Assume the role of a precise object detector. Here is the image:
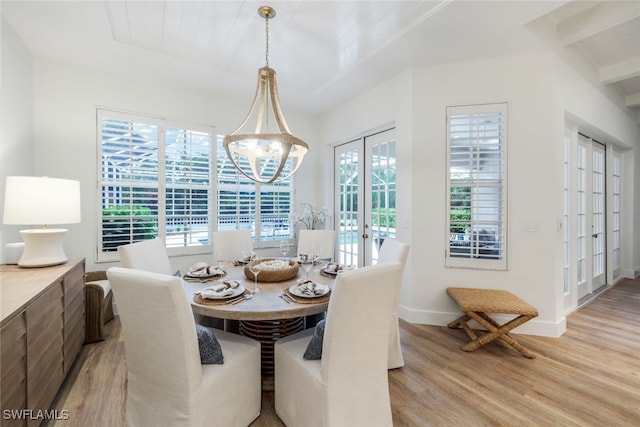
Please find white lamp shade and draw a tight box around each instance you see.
[3,176,81,225]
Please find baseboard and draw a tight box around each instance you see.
[622,268,639,279]
[399,305,566,338]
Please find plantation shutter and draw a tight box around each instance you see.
[99,111,161,254]
[446,103,508,270]
[216,137,294,245]
[98,109,214,261]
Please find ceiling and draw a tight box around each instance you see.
[2,1,638,115]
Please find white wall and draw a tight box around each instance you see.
[322,53,605,337]
[31,57,319,274]
[0,18,34,263]
[557,59,640,278]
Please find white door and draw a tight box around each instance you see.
[591,142,606,291]
[576,135,607,300]
[334,128,397,267]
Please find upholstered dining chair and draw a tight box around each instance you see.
[117,238,173,275]
[377,238,411,369]
[274,262,403,427]
[297,229,336,260]
[107,267,261,427]
[212,230,253,261]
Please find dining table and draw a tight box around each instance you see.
[181,259,339,389]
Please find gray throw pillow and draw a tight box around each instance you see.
[196,324,224,364]
[303,319,326,360]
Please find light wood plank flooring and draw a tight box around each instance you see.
[46,277,640,426]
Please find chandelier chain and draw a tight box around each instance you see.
[265,14,270,68]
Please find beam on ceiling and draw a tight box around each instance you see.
[625,92,640,108]
[600,56,640,84]
[557,1,640,46]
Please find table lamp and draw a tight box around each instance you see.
[3,176,81,267]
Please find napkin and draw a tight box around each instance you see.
[199,280,240,299]
[188,263,223,277]
[325,263,354,274]
[296,280,329,296]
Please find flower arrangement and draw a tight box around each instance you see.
[291,202,329,230]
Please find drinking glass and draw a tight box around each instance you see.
[215,252,225,272]
[280,240,290,258]
[248,257,262,293]
[300,253,313,281]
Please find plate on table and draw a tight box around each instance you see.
[185,269,224,279]
[289,283,331,298]
[198,285,245,300]
[322,264,353,276]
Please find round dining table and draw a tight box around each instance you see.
[183,261,335,320]
[182,260,336,388]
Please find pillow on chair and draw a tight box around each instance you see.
[196,324,224,364]
[303,319,326,360]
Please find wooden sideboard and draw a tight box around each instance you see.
[0,259,85,427]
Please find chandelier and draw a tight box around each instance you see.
[223,6,309,184]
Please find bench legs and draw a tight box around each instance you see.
[448,311,536,358]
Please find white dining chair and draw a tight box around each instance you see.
[377,238,410,369]
[107,267,261,427]
[274,262,403,427]
[297,229,336,260]
[212,230,253,261]
[117,238,173,275]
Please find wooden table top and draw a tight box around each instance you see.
[183,262,336,321]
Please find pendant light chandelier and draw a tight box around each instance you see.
[223,6,308,184]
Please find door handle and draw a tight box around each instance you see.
[362,233,369,239]
[592,233,598,238]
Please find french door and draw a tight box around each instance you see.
[334,128,397,267]
[576,135,607,300]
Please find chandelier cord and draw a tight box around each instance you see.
[265,13,270,68]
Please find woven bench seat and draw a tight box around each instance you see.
[446,287,538,358]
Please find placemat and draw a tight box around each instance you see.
[194,289,249,306]
[284,289,331,304]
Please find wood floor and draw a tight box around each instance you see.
[46,277,640,426]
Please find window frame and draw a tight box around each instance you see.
[445,103,508,270]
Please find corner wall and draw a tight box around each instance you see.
[0,18,34,263]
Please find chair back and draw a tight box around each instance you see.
[320,262,402,425]
[377,237,410,267]
[118,239,172,275]
[297,229,336,260]
[106,267,202,420]
[213,230,253,261]
[376,237,410,369]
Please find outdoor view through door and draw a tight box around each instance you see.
[335,128,396,267]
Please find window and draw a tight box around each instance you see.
[612,151,621,277]
[446,103,508,270]
[216,136,294,245]
[98,109,213,261]
[98,110,295,262]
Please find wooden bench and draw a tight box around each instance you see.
[446,287,538,358]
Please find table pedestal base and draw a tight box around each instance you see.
[240,318,305,389]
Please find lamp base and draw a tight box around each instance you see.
[18,229,69,267]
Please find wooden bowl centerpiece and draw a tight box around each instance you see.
[244,258,299,282]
